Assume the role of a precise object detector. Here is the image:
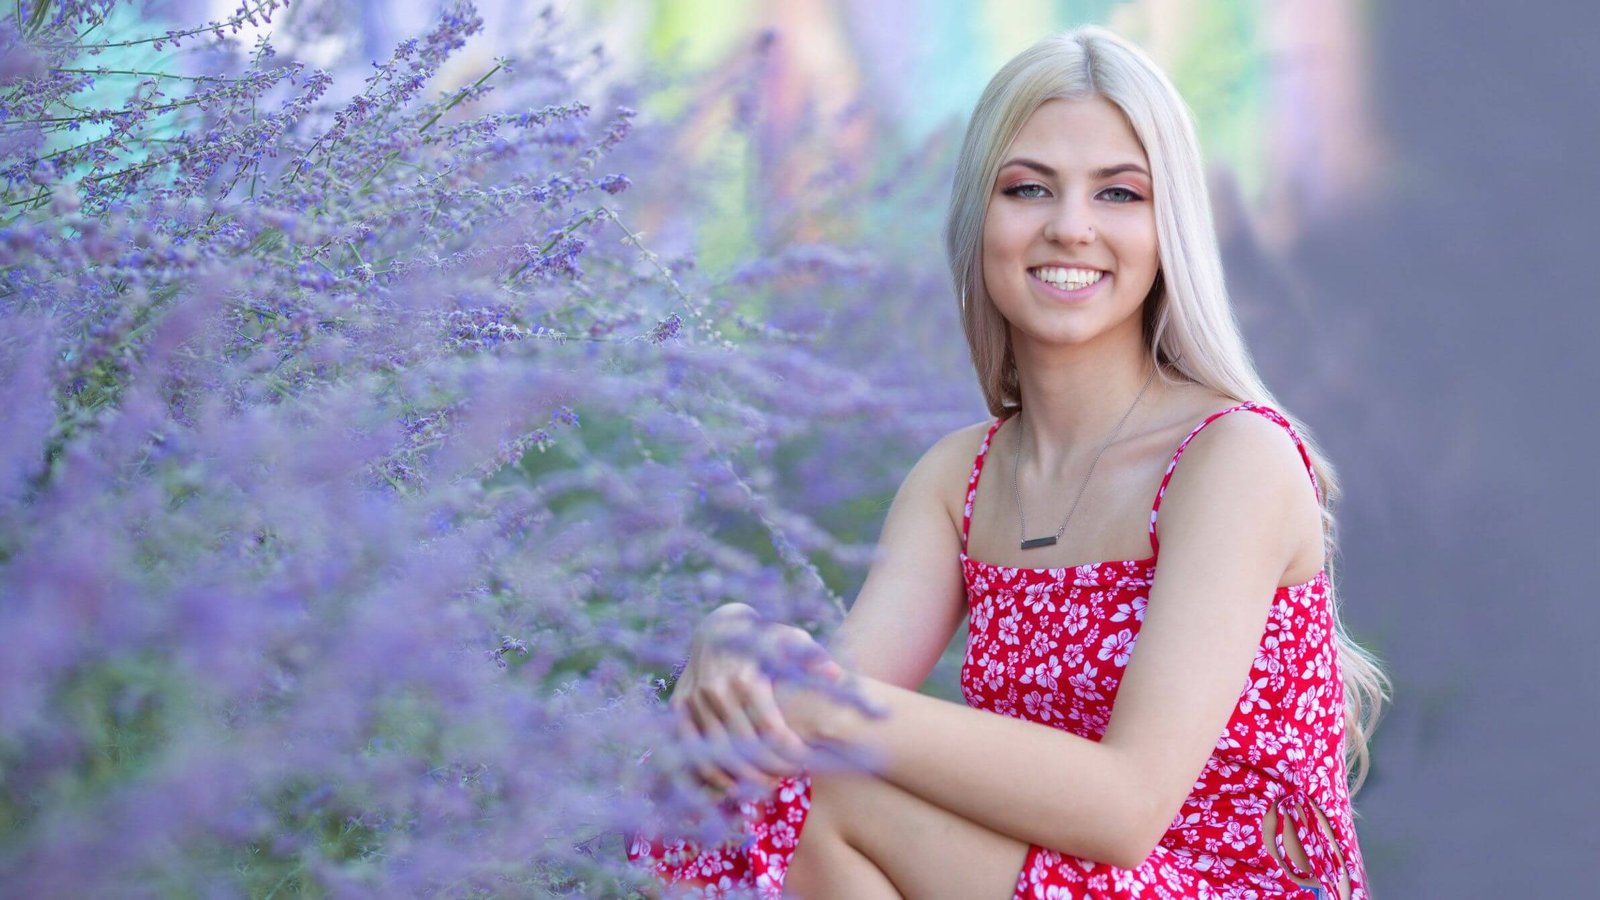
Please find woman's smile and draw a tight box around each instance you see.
[1028,265,1108,301]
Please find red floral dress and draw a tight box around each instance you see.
[630,403,1368,899]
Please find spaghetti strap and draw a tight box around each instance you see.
[961,417,1008,554]
[1147,402,1322,557]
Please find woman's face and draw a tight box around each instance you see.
[980,96,1159,357]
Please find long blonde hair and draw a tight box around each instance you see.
[943,26,1389,790]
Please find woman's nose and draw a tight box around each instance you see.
[1044,200,1096,245]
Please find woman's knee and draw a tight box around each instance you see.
[786,794,898,898]
[804,768,879,847]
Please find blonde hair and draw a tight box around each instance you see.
[943,26,1389,790]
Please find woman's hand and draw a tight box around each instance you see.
[671,604,826,796]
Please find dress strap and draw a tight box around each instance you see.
[961,417,1008,554]
[1147,402,1321,557]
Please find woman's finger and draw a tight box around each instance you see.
[737,676,811,764]
[676,707,737,794]
[702,676,802,778]
[687,690,780,789]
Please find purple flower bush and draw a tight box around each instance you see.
[0,2,975,894]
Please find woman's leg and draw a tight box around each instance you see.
[782,790,901,900]
[785,767,1032,899]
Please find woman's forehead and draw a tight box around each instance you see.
[1002,97,1149,171]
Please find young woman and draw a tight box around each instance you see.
[632,26,1385,900]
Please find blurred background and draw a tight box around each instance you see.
[239,0,1600,894]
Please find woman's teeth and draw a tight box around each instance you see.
[1032,266,1104,291]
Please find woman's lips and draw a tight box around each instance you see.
[1028,267,1107,300]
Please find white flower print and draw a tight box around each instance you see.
[1023,580,1056,614]
[970,569,991,595]
[755,861,785,895]
[1301,651,1331,682]
[1305,619,1327,647]
[1290,581,1317,607]
[1063,601,1089,635]
[998,610,1022,645]
[1029,849,1061,879]
[983,656,1006,691]
[970,600,992,634]
[1294,687,1320,723]
[1026,628,1058,658]
[1222,820,1257,851]
[1256,727,1285,755]
[1110,866,1145,894]
[1023,690,1059,722]
[1061,643,1085,669]
[1075,706,1109,734]
[1021,655,1063,692]
[1238,676,1271,714]
[1070,663,1103,701]
[1252,643,1274,672]
[1112,594,1147,623]
[1098,627,1137,666]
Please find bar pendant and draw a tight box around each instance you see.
[1019,535,1058,550]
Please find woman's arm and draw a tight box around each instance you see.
[671,424,982,789]
[823,425,978,687]
[780,412,1321,868]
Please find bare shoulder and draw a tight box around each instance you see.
[1177,405,1311,483]
[1161,405,1314,504]
[921,419,997,474]
[897,418,998,519]
[915,418,996,481]
[1156,403,1324,577]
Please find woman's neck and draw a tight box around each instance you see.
[1011,335,1164,472]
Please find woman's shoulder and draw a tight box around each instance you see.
[1150,394,1325,573]
[1162,390,1307,466]
[923,417,1003,477]
[1137,387,1318,517]
[1139,384,1296,456]
[895,418,1002,510]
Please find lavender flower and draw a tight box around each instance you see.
[0,3,974,895]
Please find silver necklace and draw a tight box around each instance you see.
[1012,367,1157,550]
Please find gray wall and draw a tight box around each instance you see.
[1239,2,1600,893]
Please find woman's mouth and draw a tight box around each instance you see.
[1029,265,1106,298]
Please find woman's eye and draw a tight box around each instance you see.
[1003,183,1049,199]
[1098,186,1143,203]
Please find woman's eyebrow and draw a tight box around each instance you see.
[998,158,1150,180]
[1094,162,1151,179]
